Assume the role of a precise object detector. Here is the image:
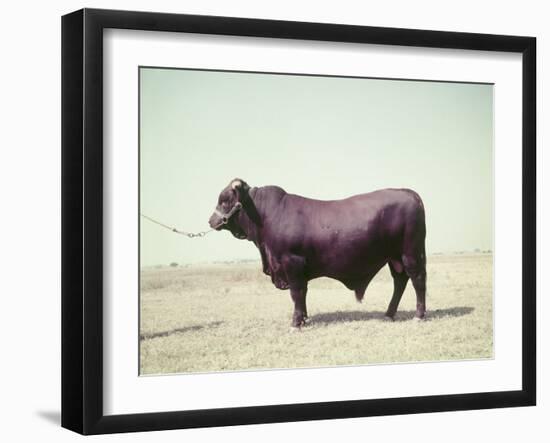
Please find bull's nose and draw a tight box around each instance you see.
[209,214,221,229]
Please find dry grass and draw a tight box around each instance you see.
[140,254,493,375]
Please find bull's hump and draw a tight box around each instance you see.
[259,185,286,195]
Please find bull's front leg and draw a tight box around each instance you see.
[290,285,308,329]
[282,254,308,330]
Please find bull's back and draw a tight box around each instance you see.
[276,189,425,273]
[290,188,423,238]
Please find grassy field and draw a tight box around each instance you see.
[140,254,493,375]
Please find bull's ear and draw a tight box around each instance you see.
[230,178,250,200]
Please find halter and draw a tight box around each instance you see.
[212,202,243,228]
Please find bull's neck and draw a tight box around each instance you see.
[237,187,263,244]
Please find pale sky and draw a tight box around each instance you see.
[140,67,493,267]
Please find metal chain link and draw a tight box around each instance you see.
[140,213,215,238]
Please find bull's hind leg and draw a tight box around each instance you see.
[402,254,427,320]
[385,260,409,320]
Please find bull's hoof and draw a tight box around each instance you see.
[413,315,426,322]
[383,315,394,322]
[289,326,302,333]
[302,317,311,325]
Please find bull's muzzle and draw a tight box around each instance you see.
[208,213,224,230]
[209,202,242,230]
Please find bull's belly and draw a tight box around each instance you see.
[263,233,397,289]
[311,234,387,266]
[306,252,388,287]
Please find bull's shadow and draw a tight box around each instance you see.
[140,321,223,340]
[310,306,474,325]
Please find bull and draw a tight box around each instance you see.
[209,178,427,329]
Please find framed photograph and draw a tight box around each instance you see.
[61,8,536,435]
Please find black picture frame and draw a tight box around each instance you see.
[61,8,536,435]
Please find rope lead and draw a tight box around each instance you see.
[140,213,214,238]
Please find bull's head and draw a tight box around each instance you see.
[209,178,251,239]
